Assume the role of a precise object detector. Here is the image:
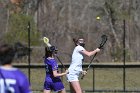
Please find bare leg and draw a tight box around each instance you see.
[70,81,82,93]
[58,88,66,93]
[69,83,76,93]
[44,89,51,93]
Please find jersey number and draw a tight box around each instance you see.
[0,79,16,93]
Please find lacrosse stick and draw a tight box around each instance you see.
[81,35,108,79]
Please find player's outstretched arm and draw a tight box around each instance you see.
[53,70,68,77]
[80,48,100,57]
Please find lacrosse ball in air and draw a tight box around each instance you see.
[96,16,100,20]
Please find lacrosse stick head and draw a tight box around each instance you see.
[43,37,51,47]
[98,35,107,49]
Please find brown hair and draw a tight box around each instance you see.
[0,44,15,65]
[44,47,53,58]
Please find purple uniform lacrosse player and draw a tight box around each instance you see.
[0,67,31,93]
[43,47,68,93]
[0,43,31,93]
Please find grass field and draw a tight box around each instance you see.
[19,67,140,93]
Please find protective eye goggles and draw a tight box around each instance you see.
[78,39,84,43]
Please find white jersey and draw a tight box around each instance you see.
[68,45,85,71]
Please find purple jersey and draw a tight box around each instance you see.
[44,58,64,92]
[44,58,58,78]
[0,67,31,93]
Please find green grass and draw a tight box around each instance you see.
[20,68,140,93]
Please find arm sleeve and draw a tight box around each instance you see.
[77,46,85,52]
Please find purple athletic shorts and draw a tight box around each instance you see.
[44,77,65,92]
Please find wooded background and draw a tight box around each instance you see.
[0,0,140,63]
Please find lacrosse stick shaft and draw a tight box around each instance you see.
[46,43,51,47]
[81,53,97,79]
[55,55,66,70]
